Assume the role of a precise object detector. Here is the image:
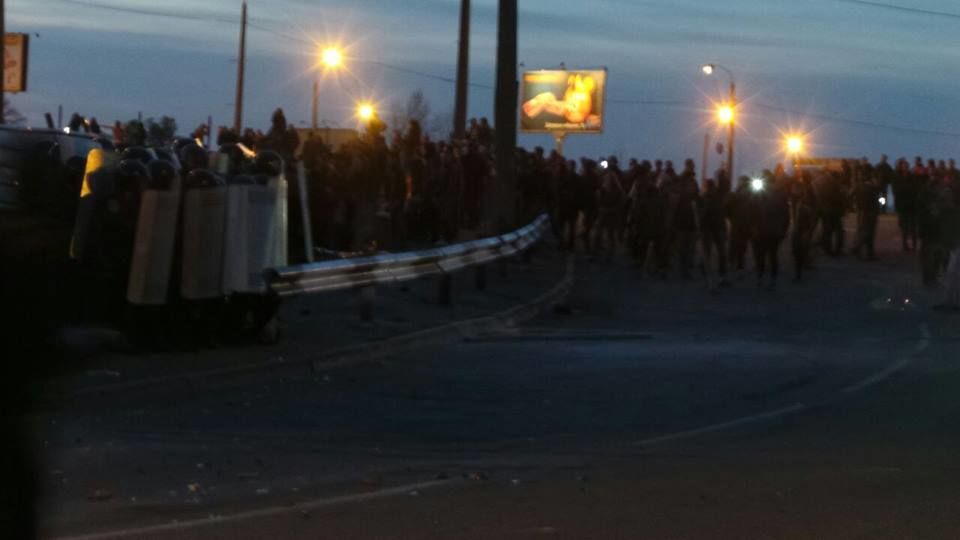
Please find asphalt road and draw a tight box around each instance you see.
[35,216,960,539]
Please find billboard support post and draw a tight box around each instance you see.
[553,132,566,156]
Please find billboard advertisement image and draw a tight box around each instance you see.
[520,69,606,133]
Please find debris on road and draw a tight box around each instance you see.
[88,489,114,501]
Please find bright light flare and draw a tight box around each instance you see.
[702,64,714,75]
[786,136,804,154]
[879,196,887,206]
[751,178,765,192]
[356,102,376,122]
[320,47,343,69]
[717,105,734,125]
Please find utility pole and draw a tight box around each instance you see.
[727,81,736,181]
[453,0,470,139]
[493,0,517,232]
[233,1,247,134]
[1,0,6,124]
[311,79,319,130]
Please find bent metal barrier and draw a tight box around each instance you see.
[266,214,551,299]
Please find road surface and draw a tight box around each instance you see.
[36,217,960,539]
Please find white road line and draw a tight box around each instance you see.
[53,479,456,540]
[636,323,930,447]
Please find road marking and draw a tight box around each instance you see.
[636,323,930,448]
[54,479,457,540]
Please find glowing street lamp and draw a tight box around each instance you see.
[320,47,343,69]
[717,104,734,125]
[313,46,345,129]
[356,102,376,122]
[785,135,804,155]
[701,63,737,179]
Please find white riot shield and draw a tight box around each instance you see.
[180,186,228,299]
[268,174,288,268]
[222,184,276,294]
[127,189,181,305]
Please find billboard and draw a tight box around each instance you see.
[4,33,28,93]
[520,69,606,133]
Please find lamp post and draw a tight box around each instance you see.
[356,102,376,124]
[313,47,343,129]
[785,134,804,172]
[702,63,736,181]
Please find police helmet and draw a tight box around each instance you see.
[121,146,154,164]
[253,150,283,177]
[146,159,177,190]
[116,159,150,194]
[184,168,225,190]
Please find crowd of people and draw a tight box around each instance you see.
[542,153,960,293]
[198,108,960,299]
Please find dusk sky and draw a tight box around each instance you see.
[10,0,960,176]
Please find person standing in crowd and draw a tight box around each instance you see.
[851,159,882,260]
[727,175,754,275]
[578,159,600,255]
[818,169,847,256]
[555,160,580,251]
[751,172,790,289]
[791,171,818,281]
[893,158,918,251]
[669,159,700,279]
[918,164,953,286]
[627,161,663,273]
[699,178,729,285]
[595,160,625,262]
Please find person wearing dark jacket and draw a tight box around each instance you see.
[670,159,700,279]
[627,165,664,273]
[727,176,753,274]
[700,179,729,284]
[851,165,883,260]
[751,174,790,289]
[791,172,818,281]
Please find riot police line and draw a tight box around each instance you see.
[68,139,288,344]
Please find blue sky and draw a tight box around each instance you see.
[10,0,960,175]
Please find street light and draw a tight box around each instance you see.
[717,104,734,125]
[701,63,737,181]
[356,102,376,122]
[313,46,345,129]
[321,47,343,69]
[785,135,804,155]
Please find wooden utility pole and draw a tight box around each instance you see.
[493,0,517,231]
[1,0,6,124]
[453,0,470,139]
[311,79,319,129]
[233,1,247,133]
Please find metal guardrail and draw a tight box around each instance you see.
[267,213,551,298]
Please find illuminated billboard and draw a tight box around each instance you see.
[4,33,29,93]
[520,69,606,133]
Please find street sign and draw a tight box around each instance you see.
[4,33,29,93]
[520,69,607,133]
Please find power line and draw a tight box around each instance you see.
[752,102,960,138]
[830,0,960,20]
